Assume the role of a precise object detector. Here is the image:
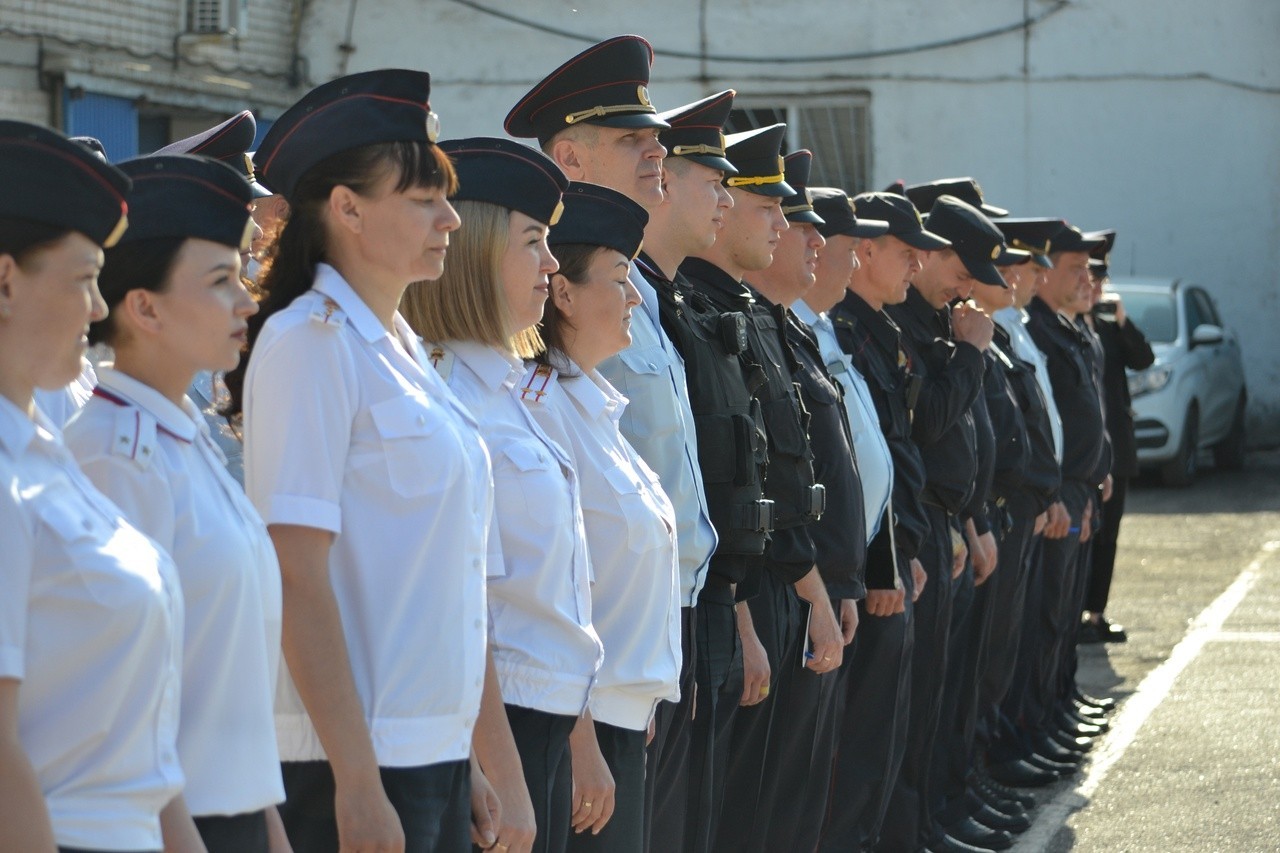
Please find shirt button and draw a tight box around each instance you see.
[647,362,656,370]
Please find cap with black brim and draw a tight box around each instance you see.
[851,191,950,251]
[439,137,569,227]
[658,90,738,175]
[810,187,889,239]
[779,150,824,225]
[924,195,1011,287]
[723,124,794,198]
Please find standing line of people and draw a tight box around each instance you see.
[2,30,1151,853]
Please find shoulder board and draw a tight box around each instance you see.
[309,296,346,328]
[425,343,455,381]
[518,363,557,404]
[111,404,158,469]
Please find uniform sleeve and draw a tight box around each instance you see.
[0,472,32,679]
[244,319,358,533]
[909,341,986,446]
[74,452,178,554]
[1117,319,1156,371]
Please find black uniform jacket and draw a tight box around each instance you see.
[829,290,929,584]
[981,339,1031,530]
[1090,311,1155,479]
[786,309,867,600]
[681,257,818,590]
[991,324,1058,515]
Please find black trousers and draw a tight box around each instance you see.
[1086,476,1129,614]
[932,558,987,832]
[1029,482,1088,731]
[977,497,1039,733]
[642,605,695,853]
[712,569,805,853]
[993,534,1046,763]
[679,583,743,853]
[505,705,578,853]
[1059,495,1102,705]
[279,758,470,853]
[819,554,914,853]
[194,810,268,853]
[566,722,646,853]
[876,505,956,853]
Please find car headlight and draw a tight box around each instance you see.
[1129,365,1172,398]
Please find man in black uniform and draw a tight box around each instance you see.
[737,150,871,853]
[677,124,830,853]
[903,177,1009,220]
[631,88,775,853]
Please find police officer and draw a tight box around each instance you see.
[902,177,1009,220]
[741,150,869,853]
[0,119,187,853]
[64,153,286,852]
[630,89,771,853]
[677,123,826,853]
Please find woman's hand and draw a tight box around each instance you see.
[569,714,615,836]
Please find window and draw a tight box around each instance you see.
[1184,287,1212,335]
[727,94,872,194]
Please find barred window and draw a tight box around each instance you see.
[727,95,872,195]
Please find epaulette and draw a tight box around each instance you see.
[518,363,557,404]
[309,296,346,328]
[110,403,158,469]
[425,343,455,381]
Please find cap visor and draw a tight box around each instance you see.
[249,180,274,199]
[900,228,951,251]
[980,202,1009,218]
[1031,253,1054,269]
[786,210,825,225]
[961,256,1008,287]
[681,153,739,176]
[994,247,1032,266]
[737,179,796,198]
[590,113,671,131]
[848,218,890,238]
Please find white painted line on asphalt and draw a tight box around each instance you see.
[1016,538,1280,851]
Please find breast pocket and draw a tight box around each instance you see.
[600,465,669,555]
[495,441,572,523]
[369,394,460,498]
[613,345,679,441]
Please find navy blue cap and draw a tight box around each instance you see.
[70,136,108,162]
[924,196,1017,287]
[1085,229,1115,273]
[658,90,738,175]
[158,110,272,198]
[505,36,669,145]
[0,120,131,248]
[440,137,568,227]
[254,69,440,202]
[851,191,949,251]
[548,182,648,261]
[905,177,1007,218]
[779,150,824,225]
[723,124,794,197]
[883,179,906,195]
[1049,223,1106,255]
[810,187,889,239]
[995,217,1064,269]
[115,155,254,253]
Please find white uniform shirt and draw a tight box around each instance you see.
[797,301,894,543]
[995,306,1064,462]
[0,397,183,851]
[33,356,96,428]
[244,264,491,767]
[65,367,285,816]
[436,341,602,717]
[598,266,717,607]
[528,364,681,730]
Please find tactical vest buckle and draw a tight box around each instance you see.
[808,483,827,519]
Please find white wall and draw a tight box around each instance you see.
[304,0,1279,442]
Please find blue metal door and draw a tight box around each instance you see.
[64,91,139,161]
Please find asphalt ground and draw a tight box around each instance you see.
[1011,449,1280,852]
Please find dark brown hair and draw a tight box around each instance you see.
[88,236,186,346]
[533,242,605,373]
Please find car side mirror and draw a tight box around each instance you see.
[1190,324,1224,347]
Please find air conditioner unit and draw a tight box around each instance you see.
[187,0,247,36]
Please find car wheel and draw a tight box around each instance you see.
[1213,395,1247,471]
[1161,405,1199,487]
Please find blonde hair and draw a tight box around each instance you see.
[400,199,543,358]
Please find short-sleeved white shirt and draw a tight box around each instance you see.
[244,264,491,767]
[528,364,681,730]
[65,367,285,817]
[434,341,602,716]
[0,396,184,851]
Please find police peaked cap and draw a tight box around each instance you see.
[779,150,824,226]
[658,90,738,175]
[548,182,648,261]
[1048,223,1106,255]
[809,187,889,240]
[905,177,1008,218]
[439,137,568,227]
[158,110,272,198]
[722,124,794,198]
[505,35,669,144]
[115,155,254,253]
[0,120,131,248]
[254,69,441,201]
[924,196,1019,287]
[995,217,1065,269]
[1084,229,1116,273]
[851,192,949,251]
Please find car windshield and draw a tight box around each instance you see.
[1119,291,1177,343]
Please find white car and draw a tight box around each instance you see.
[1110,277,1248,486]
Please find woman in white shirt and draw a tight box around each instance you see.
[63,154,287,853]
[224,73,519,853]
[532,183,682,853]
[0,121,187,853]
[400,137,601,853]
